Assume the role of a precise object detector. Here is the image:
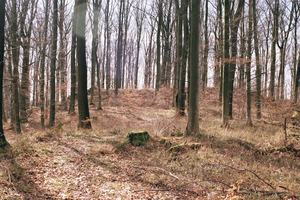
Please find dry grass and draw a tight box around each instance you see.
[0,87,299,199]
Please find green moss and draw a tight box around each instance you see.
[169,143,202,152]
[128,131,150,146]
[0,148,6,154]
[169,144,183,152]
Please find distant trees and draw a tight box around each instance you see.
[0,0,299,135]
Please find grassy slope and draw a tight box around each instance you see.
[0,87,299,199]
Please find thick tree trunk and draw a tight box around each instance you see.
[217,0,223,103]
[228,0,244,119]
[115,0,124,95]
[49,0,58,126]
[202,0,209,91]
[253,0,261,119]
[77,0,91,129]
[178,0,188,116]
[69,1,77,114]
[155,0,162,93]
[246,0,253,127]
[11,0,21,133]
[270,0,279,100]
[105,0,111,91]
[174,0,182,110]
[186,0,200,136]
[40,0,49,128]
[0,0,9,148]
[134,5,144,89]
[222,0,230,127]
[59,0,67,111]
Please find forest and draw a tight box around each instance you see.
[0,0,300,199]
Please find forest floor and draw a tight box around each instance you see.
[0,87,300,199]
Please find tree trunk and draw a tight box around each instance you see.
[134,4,144,89]
[0,0,9,148]
[97,56,102,110]
[222,0,230,127]
[202,0,209,91]
[217,0,223,103]
[105,0,111,91]
[20,0,35,121]
[91,0,101,102]
[69,1,77,114]
[253,0,261,119]
[178,0,188,116]
[59,0,67,111]
[186,0,200,136]
[228,0,244,119]
[270,0,279,100]
[246,0,253,127]
[49,0,58,126]
[115,0,124,95]
[77,0,91,129]
[11,0,21,133]
[174,0,182,110]
[155,0,162,93]
[40,0,49,128]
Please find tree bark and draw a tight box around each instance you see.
[155,0,162,93]
[253,0,261,119]
[186,0,200,136]
[105,0,111,91]
[222,0,230,127]
[69,0,77,114]
[49,0,58,126]
[228,0,244,119]
[246,0,253,127]
[0,0,9,148]
[202,0,209,91]
[77,0,91,129]
[11,0,21,133]
[40,0,49,128]
[115,0,124,95]
[269,0,279,101]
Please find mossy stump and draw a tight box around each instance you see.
[128,131,150,146]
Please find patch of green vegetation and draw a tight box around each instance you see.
[169,143,202,152]
[115,141,128,151]
[0,148,6,153]
[111,129,121,135]
[128,131,150,146]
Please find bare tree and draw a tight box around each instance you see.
[40,0,49,128]
[69,0,77,114]
[77,0,91,129]
[11,0,21,133]
[49,0,58,126]
[0,0,9,148]
[186,0,200,136]
[246,0,253,126]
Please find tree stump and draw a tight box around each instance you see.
[128,131,150,146]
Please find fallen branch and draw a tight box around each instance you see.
[133,188,201,195]
[208,163,275,190]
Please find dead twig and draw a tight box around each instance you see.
[133,188,202,195]
[209,163,275,190]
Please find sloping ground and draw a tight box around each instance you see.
[1,88,300,199]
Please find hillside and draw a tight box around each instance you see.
[0,87,299,199]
